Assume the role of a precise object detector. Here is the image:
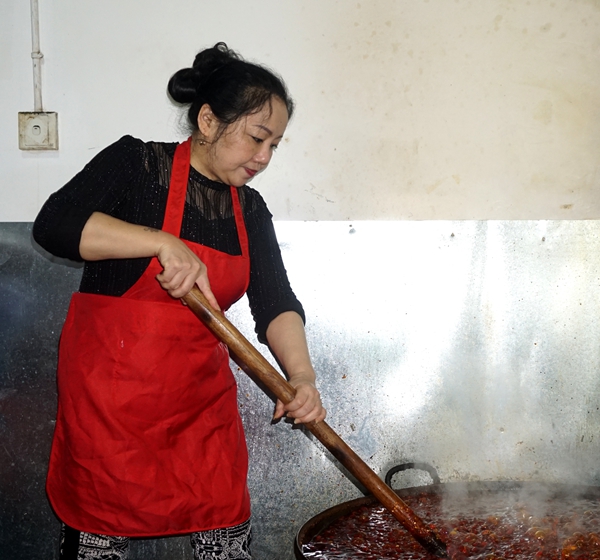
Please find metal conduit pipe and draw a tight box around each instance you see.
[30,0,43,112]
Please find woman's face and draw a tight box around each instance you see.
[192,97,289,187]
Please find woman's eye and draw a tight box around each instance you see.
[251,136,264,144]
[271,144,279,151]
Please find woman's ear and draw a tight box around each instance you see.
[197,104,218,140]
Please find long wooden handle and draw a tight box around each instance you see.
[182,287,447,557]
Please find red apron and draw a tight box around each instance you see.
[46,138,251,537]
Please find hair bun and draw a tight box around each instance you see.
[168,43,240,104]
[192,42,239,76]
[167,67,199,104]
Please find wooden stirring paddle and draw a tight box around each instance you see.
[182,287,448,558]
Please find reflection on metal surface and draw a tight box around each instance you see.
[2,221,600,560]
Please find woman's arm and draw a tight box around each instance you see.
[266,311,327,424]
[80,211,219,307]
[33,136,147,262]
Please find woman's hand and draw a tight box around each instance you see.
[273,374,327,425]
[79,212,219,309]
[265,311,327,425]
[155,235,219,309]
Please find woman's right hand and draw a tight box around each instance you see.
[155,235,220,309]
[79,212,220,310]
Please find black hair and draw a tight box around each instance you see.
[168,42,294,137]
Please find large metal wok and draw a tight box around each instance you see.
[295,463,600,559]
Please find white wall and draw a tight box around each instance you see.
[1,0,600,222]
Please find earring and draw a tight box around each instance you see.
[196,138,207,146]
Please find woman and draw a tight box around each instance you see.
[33,42,326,560]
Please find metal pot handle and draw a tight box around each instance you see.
[385,462,441,488]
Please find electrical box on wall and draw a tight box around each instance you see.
[18,111,58,150]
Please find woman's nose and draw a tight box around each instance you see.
[254,145,272,165]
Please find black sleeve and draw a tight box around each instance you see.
[243,192,306,344]
[32,135,147,261]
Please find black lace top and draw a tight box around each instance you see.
[32,135,304,342]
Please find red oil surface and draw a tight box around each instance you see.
[303,490,600,559]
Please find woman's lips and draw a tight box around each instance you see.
[244,168,258,178]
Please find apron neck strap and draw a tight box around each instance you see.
[162,137,192,236]
[230,186,249,258]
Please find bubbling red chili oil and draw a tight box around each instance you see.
[302,490,600,559]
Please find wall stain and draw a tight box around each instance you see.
[306,183,335,204]
[426,178,445,194]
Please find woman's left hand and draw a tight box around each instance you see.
[273,375,327,425]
